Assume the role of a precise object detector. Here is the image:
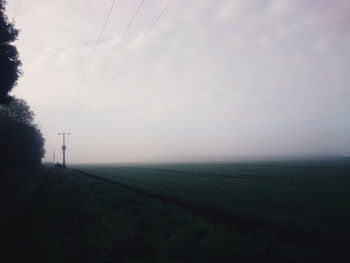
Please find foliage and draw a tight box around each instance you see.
[0,0,22,104]
[0,97,34,124]
[0,1,44,169]
[0,98,45,169]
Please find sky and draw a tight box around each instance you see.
[6,0,350,163]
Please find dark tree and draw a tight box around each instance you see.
[0,1,45,170]
[0,98,45,169]
[0,0,22,104]
[0,97,34,124]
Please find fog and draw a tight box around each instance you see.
[7,0,350,163]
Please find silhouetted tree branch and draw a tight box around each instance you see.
[0,0,22,104]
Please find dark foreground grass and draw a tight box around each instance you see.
[0,161,349,262]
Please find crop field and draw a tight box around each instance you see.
[1,160,350,262]
[74,160,350,234]
[72,159,350,262]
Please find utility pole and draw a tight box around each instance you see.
[53,149,56,164]
[58,132,70,168]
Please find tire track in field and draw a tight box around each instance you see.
[73,168,349,257]
[114,166,277,180]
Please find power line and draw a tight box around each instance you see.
[87,0,146,92]
[63,0,118,127]
[67,0,147,129]
[69,0,175,131]
[102,0,175,96]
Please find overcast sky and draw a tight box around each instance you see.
[6,0,350,163]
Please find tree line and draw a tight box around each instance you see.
[0,0,45,170]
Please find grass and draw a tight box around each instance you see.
[73,160,350,238]
[1,159,349,262]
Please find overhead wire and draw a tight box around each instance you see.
[69,0,175,131]
[69,0,147,128]
[63,0,118,128]
[85,0,146,96]
[104,0,175,94]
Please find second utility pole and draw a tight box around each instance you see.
[58,132,70,168]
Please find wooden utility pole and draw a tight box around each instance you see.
[58,133,70,168]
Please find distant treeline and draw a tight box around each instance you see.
[0,0,45,170]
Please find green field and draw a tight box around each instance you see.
[1,160,350,262]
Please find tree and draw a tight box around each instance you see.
[0,0,22,104]
[0,98,45,169]
[0,1,45,170]
[0,97,34,124]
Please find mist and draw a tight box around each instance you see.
[7,0,350,163]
